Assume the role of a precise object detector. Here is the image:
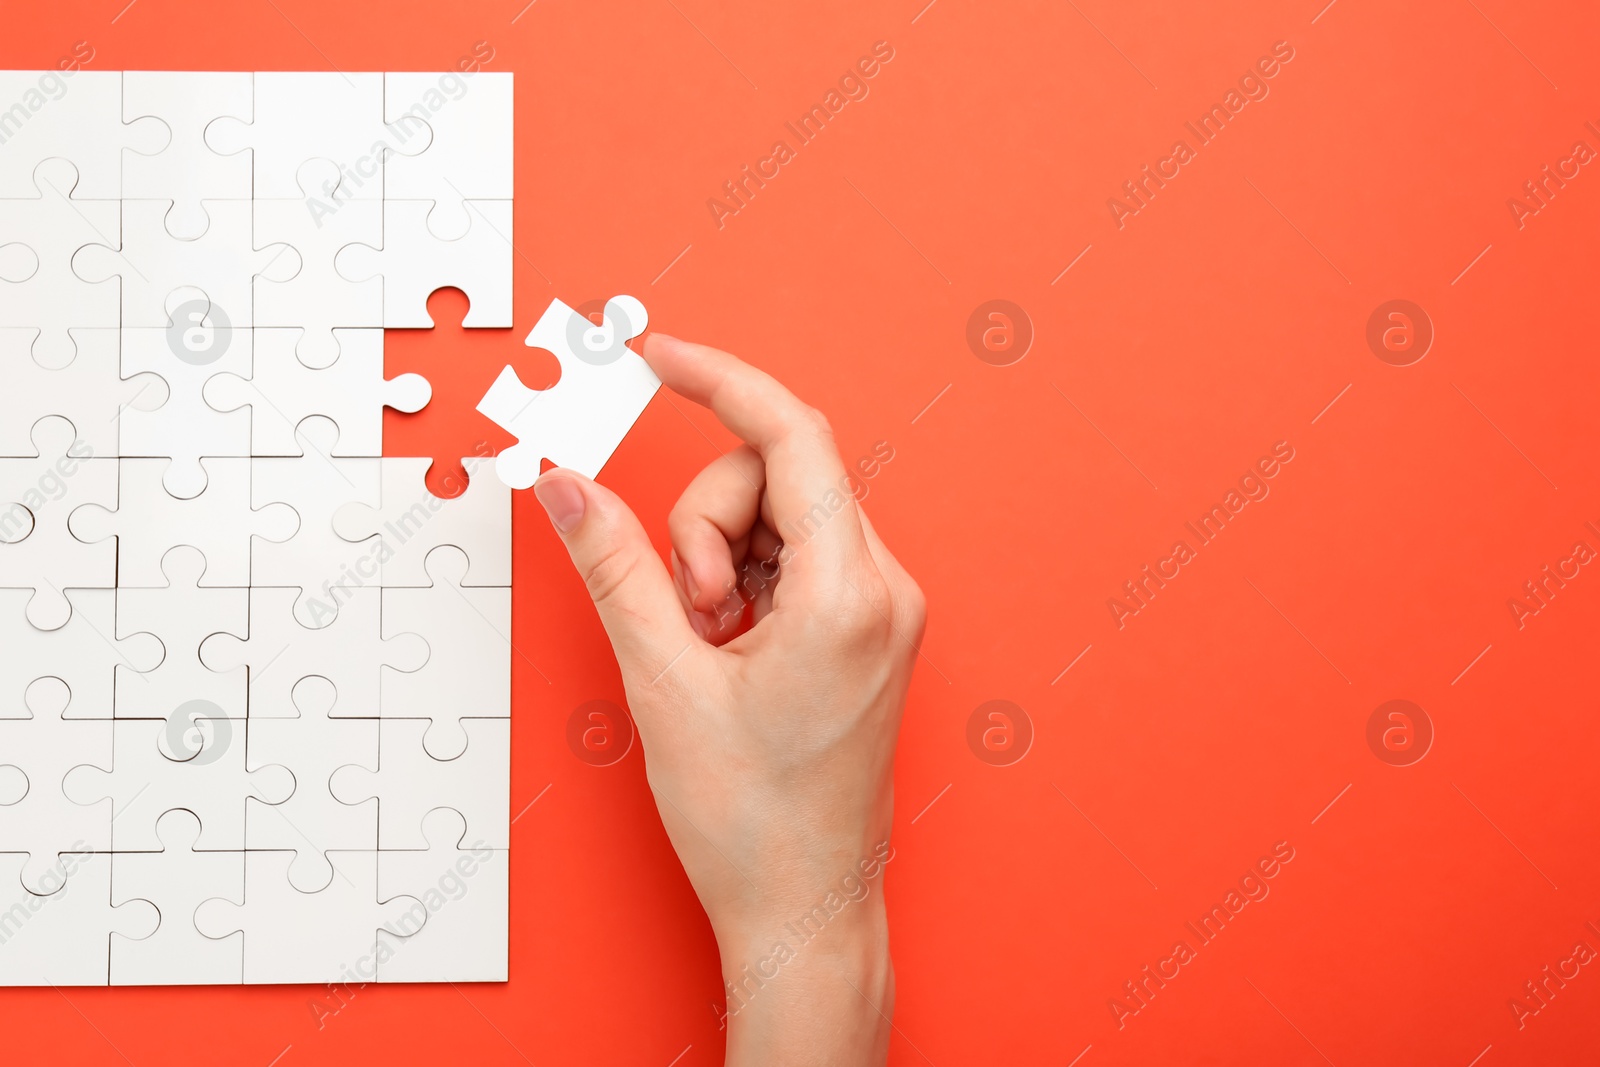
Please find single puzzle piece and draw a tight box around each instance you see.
[0,682,112,893]
[375,807,507,982]
[0,328,134,459]
[204,328,430,457]
[73,199,298,330]
[477,296,659,488]
[199,584,425,721]
[381,547,510,761]
[122,71,254,240]
[205,72,403,202]
[0,851,159,986]
[334,199,512,328]
[117,324,253,498]
[331,717,508,851]
[195,849,426,985]
[0,415,117,630]
[245,677,378,893]
[69,456,297,588]
[0,588,161,719]
[248,416,381,628]
[331,453,509,588]
[252,160,385,367]
[109,808,243,986]
[0,159,121,366]
[0,70,165,200]
[63,716,293,853]
[383,72,514,240]
[112,546,248,720]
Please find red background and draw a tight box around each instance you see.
[8,0,1600,1063]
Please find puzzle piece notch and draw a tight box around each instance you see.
[477,295,659,488]
[122,71,254,240]
[114,323,253,499]
[112,545,248,720]
[0,70,165,201]
[0,158,121,366]
[194,849,426,984]
[380,546,510,760]
[0,851,159,986]
[251,159,385,367]
[375,807,508,982]
[0,327,144,459]
[72,198,299,331]
[0,414,117,629]
[383,72,514,241]
[0,687,112,894]
[69,456,298,588]
[330,717,508,851]
[334,199,513,328]
[330,452,509,588]
[109,808,244,985]
[203,328,430,457]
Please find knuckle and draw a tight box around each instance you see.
[830,572,895,640]
[797,405,834,441]
[899,579,928,638]
[581,544,641,607]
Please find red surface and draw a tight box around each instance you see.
[8,1,1600,1063]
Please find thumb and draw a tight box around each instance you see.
[533,469,698,681]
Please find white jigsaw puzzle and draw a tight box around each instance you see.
[0,68,656,988]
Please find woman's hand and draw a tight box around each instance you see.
[533,333,925,1066]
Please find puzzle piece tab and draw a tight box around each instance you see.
[64,716,294,852]
[476,296,659,488]
[0,70,164,201]
[382,72,514,240]
[380,547,510,760]
[122,71,253,239]
[204,328,429,457]
[195,849,425,985]
[0,851,158,986]
[375,808,507,982]
[0,328,131,460]
[111,546,248,720]
[0,415,117,630]
[244,677,378,893]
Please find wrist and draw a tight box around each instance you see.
[718,898,893,1066]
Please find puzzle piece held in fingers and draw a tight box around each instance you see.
[476,295,659,488]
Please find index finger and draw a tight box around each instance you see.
[642,332,870,577]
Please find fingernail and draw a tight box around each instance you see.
[533,475,585,534]
[683,566,702,608]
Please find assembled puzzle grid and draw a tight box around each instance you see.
[0,70,522,986]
